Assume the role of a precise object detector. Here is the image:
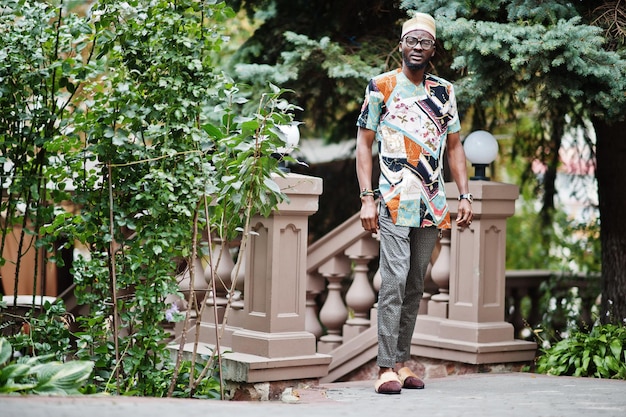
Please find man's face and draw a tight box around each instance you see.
[400,29,436,71]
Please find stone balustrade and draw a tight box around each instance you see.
[3,170,598,390]
[173,173,545,384]
[505,269,599,338]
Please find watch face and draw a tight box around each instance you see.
[460,193,473,203]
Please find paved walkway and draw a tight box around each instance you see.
[2,373,626,417]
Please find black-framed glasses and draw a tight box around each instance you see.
[403,36,435,50]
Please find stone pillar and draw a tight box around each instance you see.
[413,181,536,364]
[224,173,331,382]
[441,181,519,342]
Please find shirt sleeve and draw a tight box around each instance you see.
[446,84,461,134]
[356,79,384,132]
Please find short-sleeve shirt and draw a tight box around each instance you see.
[357,69,461,229]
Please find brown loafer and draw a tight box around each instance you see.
[398,367,425,389]
[374,371,402,394]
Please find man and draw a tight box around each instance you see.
[355,12,473,394]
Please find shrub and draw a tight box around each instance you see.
[0,337,94,395]
[1,0,297,397]
[535,323,626,379]
[2,300,73,361]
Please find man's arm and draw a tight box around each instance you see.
[356,127,379,233]
[446,131,474,227]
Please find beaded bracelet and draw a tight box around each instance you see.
[359,189,375,198]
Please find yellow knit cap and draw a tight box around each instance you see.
[401,13,436,40]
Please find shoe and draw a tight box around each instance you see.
[374,371,402,394]
[397,367,425,389]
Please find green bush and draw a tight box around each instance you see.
[1,0,297,398]
[3,300,73,361]
[535,323,626,379]
[0,337,94,395]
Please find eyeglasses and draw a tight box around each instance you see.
[402,36,435,50]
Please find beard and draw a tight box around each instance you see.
[403,50,430,71]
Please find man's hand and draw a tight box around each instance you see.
[360,197,379,233]
[455,199,473,228]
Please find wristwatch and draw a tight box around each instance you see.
[458,193,473,204]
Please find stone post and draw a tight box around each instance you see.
[414,180,536,364]
[225,173,332,382]
[446,181,517,322]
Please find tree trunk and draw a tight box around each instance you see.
[593,116,626,324]
[540,115,564,232]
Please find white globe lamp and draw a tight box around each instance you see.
[275,123,301,172]
[463,130,499,180]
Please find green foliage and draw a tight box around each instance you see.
[506,199,600,273]
[506,169,601,338]
[229,0,407,140]
[535,275,600,341]
[506,209,602,339]
[402,0,626,118]
[0,337,94,395]
[234,31,383,139]
[506,203,559,271]
[536,323,626,379]
[45,0,293,396]
[145,359,221,399]
[2,0,299,398]
[0,0,106,290]
[3,300,73,361]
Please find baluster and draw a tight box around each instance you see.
[371,267,381,324]
[204,239,234,323]
[306,273,325,339]
[372,267,382,293]
[428,228,451,318]
[316,255,351,353]
[174,257,206,335]
[343,237,378,340]
[176,257,207,307]
[527,285,542,330]
[230,245,246,311]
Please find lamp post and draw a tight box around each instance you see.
[463,130,498,180]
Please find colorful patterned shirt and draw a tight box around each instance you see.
[357,69,461,228]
